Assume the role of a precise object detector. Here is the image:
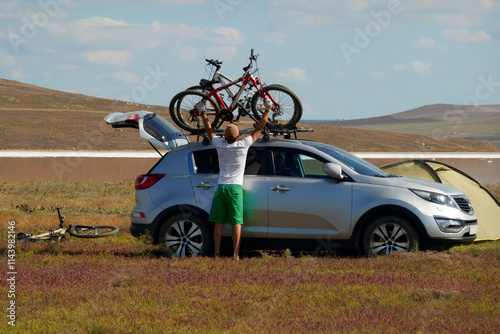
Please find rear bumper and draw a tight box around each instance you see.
[130,222,156,238]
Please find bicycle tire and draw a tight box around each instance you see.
[169,90,221,134]
[68,225,119,238]
[251,84,302,129]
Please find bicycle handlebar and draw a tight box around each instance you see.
[205,59,222,70]
[205,49,258,75]
[57,206,65,227]
[243,49,259,73]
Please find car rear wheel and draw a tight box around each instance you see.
[158,214,212,257]
[361,214,419,257]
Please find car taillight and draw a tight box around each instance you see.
[131,211,145,218]
[125,114,140,123]
[135,174,165,190]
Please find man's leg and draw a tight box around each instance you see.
[232,224,242,259]
[213,222,223,256]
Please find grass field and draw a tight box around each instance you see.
[1,181,499,333]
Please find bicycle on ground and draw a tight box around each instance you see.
[17,207,119,242]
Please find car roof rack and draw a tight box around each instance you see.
[195,126,314,144]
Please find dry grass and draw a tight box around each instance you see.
[1,180,499,333]
[1,78,499,152]
[485,182,500,201]
[1,241,499,333]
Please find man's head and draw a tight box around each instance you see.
[224,124,239,143]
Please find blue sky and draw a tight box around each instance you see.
[1,0,499,120]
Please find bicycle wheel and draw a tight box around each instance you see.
[251,84,302,129]
[68,225,119,238]
[169,90,221,134]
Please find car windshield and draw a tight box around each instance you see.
[305,141,389,177]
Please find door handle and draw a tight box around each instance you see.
[271,185,290,193]
[196,182,215,190]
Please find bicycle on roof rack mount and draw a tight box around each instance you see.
[196,125,314,144]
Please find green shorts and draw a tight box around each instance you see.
[209,184,244,225]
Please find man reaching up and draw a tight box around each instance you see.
[198,98,272,259]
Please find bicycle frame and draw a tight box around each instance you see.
[195,54,276,118]
[29,227,67,241]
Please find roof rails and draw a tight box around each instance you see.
[195,126,314,144]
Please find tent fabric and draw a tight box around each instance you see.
[381,160,500,241]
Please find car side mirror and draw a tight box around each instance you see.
[323,163,343,180]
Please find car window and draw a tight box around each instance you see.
[272,149,328,178]
[306,141,388,177]
[245,147,263,175]
[191,147,263,175]
[192,149,219,174]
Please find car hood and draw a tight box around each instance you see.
[369,174,465,196]
[104,111,189,150]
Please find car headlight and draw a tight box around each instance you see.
[411,189,458,209]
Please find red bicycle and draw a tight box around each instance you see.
[169,49,303,134]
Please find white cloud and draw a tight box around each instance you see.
[0,53,16,66]
[206,46,238,61]
[442,29,491,43]
[276,67,308,82]
[268,0,500,30]
[412,37,437,49]
[57,64,78,70]
[332,69,345,78]
[255,32,290,45]
[84,51,131,66]
[113,72,141,84]
[11,69,23,79]
[179,46,198,62]
[370,70,386,79]
[394,61,431,74]
[75,16,129,27]
[210,27,244,45]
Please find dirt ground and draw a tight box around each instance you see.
[1,78,499,152]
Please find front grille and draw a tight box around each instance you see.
[453,196,474,214]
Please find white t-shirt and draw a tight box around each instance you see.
[212,136,253,185]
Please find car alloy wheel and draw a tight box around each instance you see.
[362,214,418,256]
[159,214,212,257]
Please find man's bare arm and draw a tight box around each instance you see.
[197,103,216,140]
[250,98,272,143]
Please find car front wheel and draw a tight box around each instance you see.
[361,214,419,257]
[158,214,212,257]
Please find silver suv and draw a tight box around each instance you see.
[105,111,478,257]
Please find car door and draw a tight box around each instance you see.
[190,147,269,238]
[268,148,353,239]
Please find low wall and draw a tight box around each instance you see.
[1,151,499,184]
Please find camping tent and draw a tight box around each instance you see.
[380,160,500,241]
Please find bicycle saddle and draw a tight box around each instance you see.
[199,79,218,90]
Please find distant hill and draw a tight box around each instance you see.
[327,104,500,149]
[0,79,498,152]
